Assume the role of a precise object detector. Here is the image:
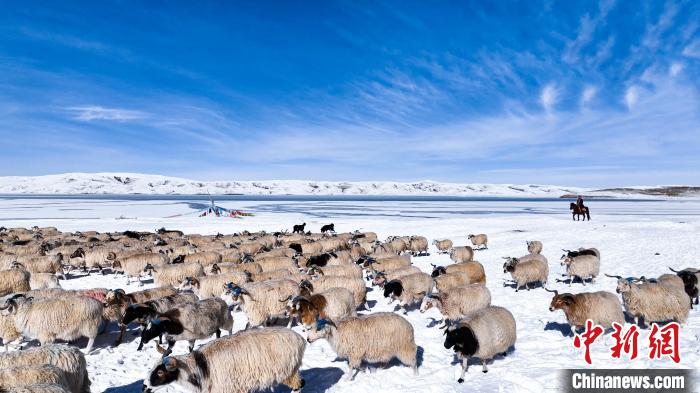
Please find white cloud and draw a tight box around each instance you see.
[67,106,147,121]
[562,0,616,64]
[581,86,598,105]
[669,62,685,77]
[682,39,700,58]
[624,86,639,110]
[540,83,558,112]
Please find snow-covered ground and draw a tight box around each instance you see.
[1,196,699,393]
[2,172,697,198]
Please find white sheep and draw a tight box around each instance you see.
[444,306,516,382]
[432,239,453,254]
[113,252,169,285]
[449,246,474,263]
[407,236,429,256]
[468,234,488,250]
[0,383,70,392]
[383,272,434,314]
[178,272,249,299]
[10,254,65,279]
[502,255,549,291]
[0,293,102,353]
[146,262,204,286]
[283,287,356,329]
[561,254,600,286]
[433,272,478,292]
[431,261,486,284]
[0,344,90,393]
[0,365,70,391]
[140,297,233,355]
[307,312,418,381]
[301,276,367,309]
[209,262,262,275]
[371,265,422,287]
[223,279,300,329]
[607,275,689,327]
[0,268,31,296]
[546,288,624,333]
[420,284,491,322]
[309,263,363,279]
[28,273,61,290]
[142,327,306,393]
[1,310,22,351]
[526,240,543,254]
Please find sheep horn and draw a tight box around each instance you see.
[668,267,680,273]
[155,343,167,355]
[279,295,293,303]
[324,319,337,328]
[544,288,559,295]
[605,274,623,279]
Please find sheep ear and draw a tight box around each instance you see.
[163,357,177,371]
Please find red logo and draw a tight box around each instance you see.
[573,320,604,364]
[572,320,681,364]
[648,322,680,363]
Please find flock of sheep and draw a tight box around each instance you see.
[0,224,698,392]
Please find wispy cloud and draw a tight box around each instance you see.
[562,0,616,64]
[682,39,700,58]
[669,62,685,77]
[624,86,639,110]
[540,83,558,113]
[581,86,598,105]
[66,106,148,121]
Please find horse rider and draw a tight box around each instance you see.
[576,195,585,210]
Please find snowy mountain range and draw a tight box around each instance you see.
[0,173,696,198]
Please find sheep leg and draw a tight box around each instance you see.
[346,360,361,381]
[457,357,469,383]
[188,340,195,352]
[83,337,95,354]
[581,276,586,286]
[570,325,578,337]
[481,359,488,373]
[215,329,221,338]
[113,323,126,346]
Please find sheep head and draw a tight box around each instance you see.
[502,257,518,273]
[605,274,638,293]
[545,288,576,312]
[306,318,336,343]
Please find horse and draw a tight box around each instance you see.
[570,203,591,221]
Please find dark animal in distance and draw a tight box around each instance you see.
[305,252,338,268]
[669,267,700,308]
[569,203,590,221]
[292,223,306,234]
[321,223,335,233]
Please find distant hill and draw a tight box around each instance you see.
[0,173,696,198]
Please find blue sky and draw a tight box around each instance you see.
[0,1,699,186]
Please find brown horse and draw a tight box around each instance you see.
[570,202,590,221]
